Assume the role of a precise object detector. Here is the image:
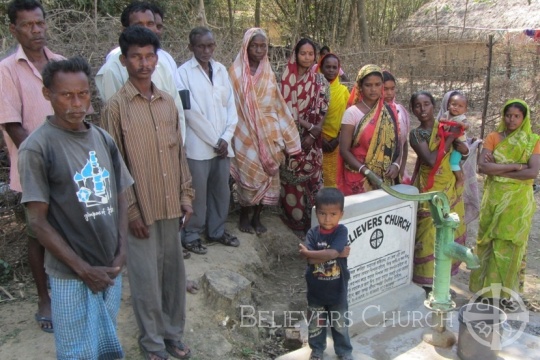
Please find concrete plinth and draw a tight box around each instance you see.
[348,283,426,337]
[276,303,540,360]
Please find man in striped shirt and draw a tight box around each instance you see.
[101,26,194,360]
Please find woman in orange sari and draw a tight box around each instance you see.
[280,38,329,235]
[337,65,400,195]
[229,28,301,234]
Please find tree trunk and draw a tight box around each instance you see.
[357,0,369,49]
[255,0,261,27]
[344,1,358,48]
[197,0,208,26]
[292,0,303,45]
[228,0,234,34]
[94,0,97,29]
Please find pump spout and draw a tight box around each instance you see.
[444,242,480,270]
[364,169,439,202]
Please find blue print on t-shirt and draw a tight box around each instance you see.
[73,151,111,207]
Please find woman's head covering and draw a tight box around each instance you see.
[318,53,349,139]
[228,28,300,179]
[281,38,327,121]
[497,99,532,134]
[317,53,341,83]
[491,99,538,186]
[230,28,271,122]
[437,90,465,120]
[235,28,269,77]
[347,64,383,107]
[356,64,383,83]
[382,69,398,119]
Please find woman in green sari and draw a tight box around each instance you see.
[469,100,540,299]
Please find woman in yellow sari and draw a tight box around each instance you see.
[470,100,540,300]
[409,91,469,290]
[318,53,349,187]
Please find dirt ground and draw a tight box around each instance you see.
[1,149,539,359]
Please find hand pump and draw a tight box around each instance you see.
[363,169,480,347]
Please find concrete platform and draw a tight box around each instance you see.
[276,302,540,360]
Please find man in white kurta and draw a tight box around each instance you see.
[95,1,185,142]
[177,27,239,254]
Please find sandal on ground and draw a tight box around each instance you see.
[164,339,191,359]
[339,355,354,360]
[139,341,169,360]
[186,280,199,295]
[208,231,239,247]
[35,313,54,333]
[309,353,324,360]
[182,249,191,259]
[183,239,207,254]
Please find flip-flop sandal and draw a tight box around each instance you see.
[35,313,54,333]
[164,339,191,359]
[182,249,191,259]
[208,231,239,247]
[183,240,207,254]
[139,340,169,360]
[186,280,199,295]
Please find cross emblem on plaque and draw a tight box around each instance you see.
[370,229,384,249]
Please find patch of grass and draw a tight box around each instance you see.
[241,347,256,357]
[0,328,22,346]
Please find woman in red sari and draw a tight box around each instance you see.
[280,38,329,236]
[338,64,400,195]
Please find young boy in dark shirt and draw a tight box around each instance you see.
[299,188,353,360]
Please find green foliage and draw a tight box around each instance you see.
[0,259,12,284]
[241,347,255,357]
[2,0,431,50]
[441,4,452,12]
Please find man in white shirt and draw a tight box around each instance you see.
[95,1,185,142]
[177,27,239,254]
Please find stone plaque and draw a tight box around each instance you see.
[311,185,418,307]
[345,203,416,306]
